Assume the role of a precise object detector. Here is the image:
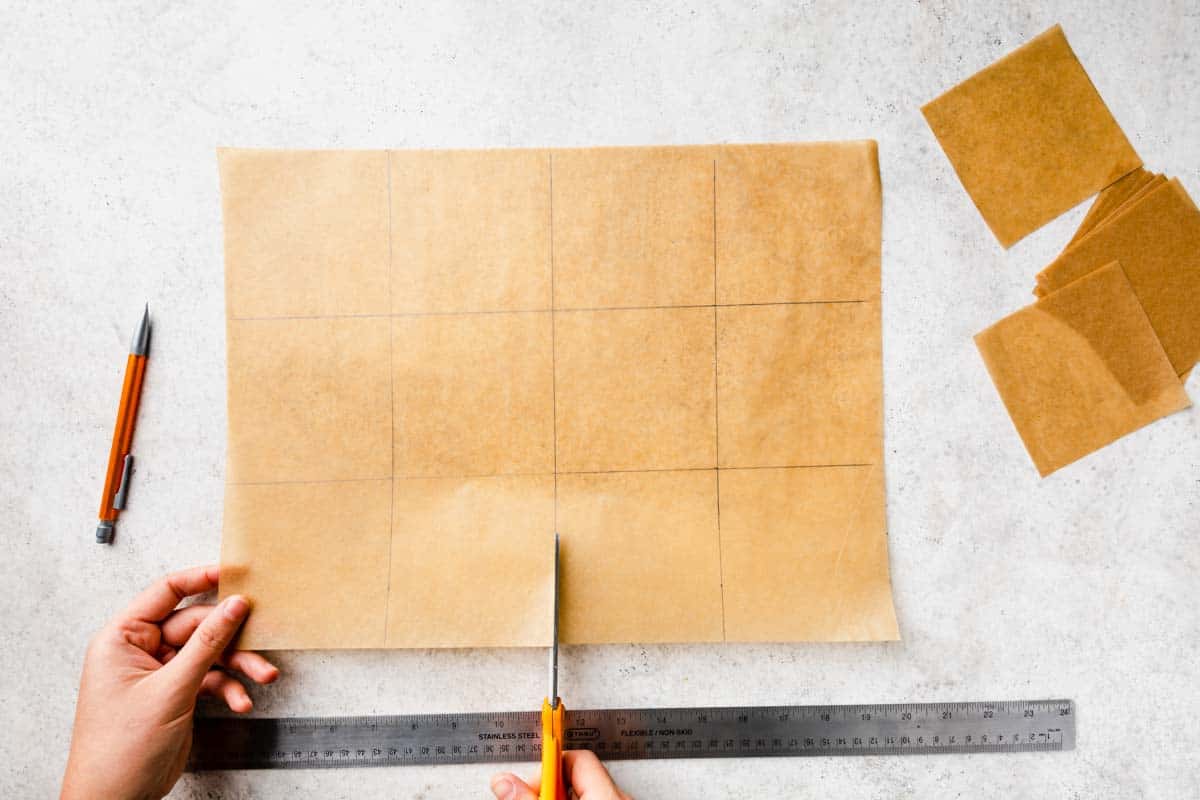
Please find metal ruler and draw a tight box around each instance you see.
[189,699,1074,770]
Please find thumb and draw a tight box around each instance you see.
[164,595,251,688]
[490,772,538,800]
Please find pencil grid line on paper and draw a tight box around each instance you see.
[550,151,558,535]
[383,151,396,646]
[228,300,870,322]
[712,157,726,641]
[227,463,879,486]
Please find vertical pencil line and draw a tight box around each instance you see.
[712,159,718,305]
[383,150,396,646]
[712,158,726,641]
[549,152,558,533]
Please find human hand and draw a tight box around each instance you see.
[61,565,278,800]
[491,750,631,799]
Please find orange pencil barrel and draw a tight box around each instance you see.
[98,353,143,520]
[116,355,147,465]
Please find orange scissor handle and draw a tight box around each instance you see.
[539,698,565,800]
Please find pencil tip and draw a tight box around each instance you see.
[131,303,152,355]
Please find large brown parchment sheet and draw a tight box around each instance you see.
[217,143,899,648]
[921,25,1141,248]
[975,262,1190,477]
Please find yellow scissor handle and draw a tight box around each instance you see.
[539,698,565,800]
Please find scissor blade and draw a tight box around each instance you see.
[549,532,559,707]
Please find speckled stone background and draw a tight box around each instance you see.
[2,2,1198,797]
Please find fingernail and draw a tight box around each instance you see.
[223,595,250,620]
[490,776,514,799]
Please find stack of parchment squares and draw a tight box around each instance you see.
[923,25,1196,476]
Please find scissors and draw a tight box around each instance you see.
[539,534,565,800]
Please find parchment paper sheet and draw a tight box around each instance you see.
[922,24,1141,248]
[217,143,899,648]
[975,262,1190,477]
[1035,179,1200,377]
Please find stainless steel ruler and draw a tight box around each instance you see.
[189,699,1074,770]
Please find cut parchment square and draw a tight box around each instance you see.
[387,475,555,648]
[1036,179,1200,376]
[717,302,882,467]
[226,317,392,483]
[219,149,391,318]
[390,149,552,313]
[557,469,723,643]
[720,465,897,641]
[392,312,554,477]
[551,147,715,309]
[221,480,392,649]
[716,142,881,304]
[921,25,1141,247]
[975,262,1190,477]
[554,307,716,472]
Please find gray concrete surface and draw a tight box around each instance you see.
[2,1,1198,797]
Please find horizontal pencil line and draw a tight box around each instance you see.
[719,463,874,471]
[227,464,875,486]
[718,300,868,308]
[393,471,553,480]
[558,466,716,475]
[557,300,869,312]
[230,309,551,321]
[229,473,553,486]
[228,477,393,486]
[395,308,551,317]
[229,299,871,322]
[561,463,874,474]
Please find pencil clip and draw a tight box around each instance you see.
[113,454,134,510]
